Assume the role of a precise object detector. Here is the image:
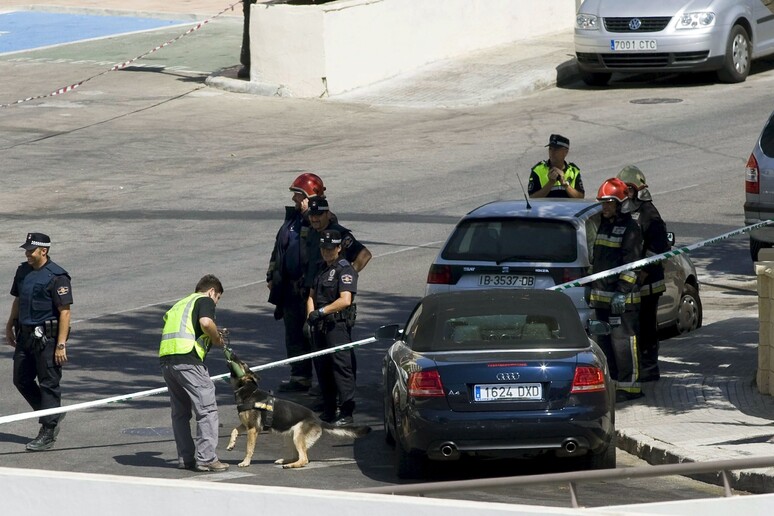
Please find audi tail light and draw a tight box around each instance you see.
[570,366,606,393]
[746,154,760,194]
[408,370,445,397]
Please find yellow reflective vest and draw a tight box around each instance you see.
[159,293,211,361]
[531,161,582,195]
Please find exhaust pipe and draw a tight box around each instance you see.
[439,442,458,458]
[562,439,579,454]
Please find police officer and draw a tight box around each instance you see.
[306,230,358,426]
[589,179,644,402]
[617,165,669,382]
[528,134,585,198]
[160,274,229,472]
[5,233,72,451]
[305,197,371,284]
[267,173,327,393]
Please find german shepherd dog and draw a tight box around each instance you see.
[225,351,371,468]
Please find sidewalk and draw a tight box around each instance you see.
[9,0,774,494]
[617,281,774,492]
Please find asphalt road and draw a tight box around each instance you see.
[0,10,770,508]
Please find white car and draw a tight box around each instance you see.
[426,199,703,335]
[574,0,774,85]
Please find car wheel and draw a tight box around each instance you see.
[395,436,425,479]
[675,283,703,334]
[717,25,751,83]
[383,397,395,447]
[750,237,771,262]
[585,436,617,470]
[580,71,612,86]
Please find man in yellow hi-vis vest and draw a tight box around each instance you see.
[160,274,228,472]
[528,134,585,199]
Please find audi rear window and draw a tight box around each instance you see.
[410,292,588,352]
[441,218,578,263]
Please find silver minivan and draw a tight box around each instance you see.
[745,109,774,261]
[426,199,703,335]
[574,0,774,86]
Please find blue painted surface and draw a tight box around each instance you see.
[0,11,187,54]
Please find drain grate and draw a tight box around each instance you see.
[630,98,683,104]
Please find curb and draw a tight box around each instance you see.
[617,430,774,494]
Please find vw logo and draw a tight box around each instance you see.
[496,372,519,381]
[628,18,642,31]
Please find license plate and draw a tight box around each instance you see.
[610,39,657,51]
[474,383,543,402]
[478,274,535,287]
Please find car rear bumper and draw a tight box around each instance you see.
[400,405,614,461]
[745,202,774,243]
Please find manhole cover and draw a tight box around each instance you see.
[122,427,174,436]
[630,98,683,104]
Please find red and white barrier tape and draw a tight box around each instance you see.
[0,1,240,109]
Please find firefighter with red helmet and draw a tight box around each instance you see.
[266,172,327,393]
[617,165,669,382]
[589,177,644,402]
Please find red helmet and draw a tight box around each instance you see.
[289,172,326,198]
[596,177,628,203]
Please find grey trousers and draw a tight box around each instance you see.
[161,363,220,466]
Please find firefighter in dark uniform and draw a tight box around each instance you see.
[306,230,359,426]
[528,134,585,199]
[589,179,644,402]
[266,173,326,393]
[617,165,669,382]
[5,233,72,451]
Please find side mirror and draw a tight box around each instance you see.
[375,324,401,340]
[666,231,675,247]
[587,320,611,336]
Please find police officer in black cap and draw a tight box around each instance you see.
[528,134,585,199]
[305,229,359,426]
[5,233,73,451]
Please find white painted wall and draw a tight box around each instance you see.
[4,466,774,516]
[250,0,577,97]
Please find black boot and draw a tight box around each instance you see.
[26,426,56,451]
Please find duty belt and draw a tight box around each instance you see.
[20,320,58,339]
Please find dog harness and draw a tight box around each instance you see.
[237,395,275,430]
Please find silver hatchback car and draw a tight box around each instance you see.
[574,0,774,86]
[425,199,703,335]
[745,109,774,261]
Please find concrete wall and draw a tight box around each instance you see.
[756,251,774,395]
[250,0,577,97]
[4,466,774,516]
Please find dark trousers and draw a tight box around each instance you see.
[311,322,356,418]
[638,294,661,379]
[594,308,641,393]
[240,0,255,69]
[13,334,63,428]
[281,282,313,381]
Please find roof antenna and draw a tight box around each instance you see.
[516,173,532,210]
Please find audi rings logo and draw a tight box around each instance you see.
[496,372,520,381]
[628,18,642,31]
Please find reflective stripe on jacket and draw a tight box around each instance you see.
[589,212,643,310]
[159,293,210,361]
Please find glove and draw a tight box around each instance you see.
[303,322,311,341]
[610,293,627,315]
[307,308,324,324]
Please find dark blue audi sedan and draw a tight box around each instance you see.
[377,289,616,479]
